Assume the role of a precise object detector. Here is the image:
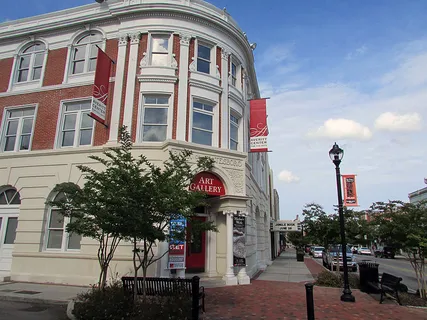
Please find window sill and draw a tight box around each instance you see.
[9,80,42,92]
[64,72,95,85]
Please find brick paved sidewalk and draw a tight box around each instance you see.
[304,256,325,277]
[203,280,427,320]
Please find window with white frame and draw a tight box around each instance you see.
[141,96,169,142]
[197,43,211,74]
[58,100,94,148]
[45,192,81,251]
[150,35,170,66]
[192,101,214,146]
[71,32,103,75]
[230,114,239,150]
[1,106,35,152]
[231,62,237,86]
[15,42,46,83]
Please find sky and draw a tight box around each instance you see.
[2,1,427,219]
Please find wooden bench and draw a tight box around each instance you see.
[121,276,205,320]
[367,272,403,305]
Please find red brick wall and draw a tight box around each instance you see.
[130,34,147,141]
[0,58,13,93]
[172,34,180,139]
[43,48,67,87]
[185,38,195,141]
[105,39,118,78]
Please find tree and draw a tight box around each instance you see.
[370,200,427,299]
[48,127,143,290]
[287,231,305,249]
[302,203,339,248]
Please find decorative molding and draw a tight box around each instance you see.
[179,33,191,46]
[189,78,222,94]
[224,168,244,195]
[129,32,141,45]
[221,48,230,60]
[215,65,221,78]
[171,53,178,69]
[118,34,129,46]
[139,52,148,68]
[189,57,196,71]
[137,74,178,84]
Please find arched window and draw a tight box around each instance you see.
[0,187,21,205]
[45,192,81,251]
[15,42,46,83]
[71,32,103,74]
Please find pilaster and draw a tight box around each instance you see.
[222,210,238,285]
[220,48,230,149]
[176,33,191,141]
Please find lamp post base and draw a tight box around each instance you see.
[341,289,356,302]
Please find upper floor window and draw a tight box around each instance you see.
[71,32,102,75]
[197,43,211,74]
[230,114,239,150]
[45,192,81,251]
[231,62,237,86]
[58,100,94,148]
[0,188,21,205]
[1,107,36,152]
[15,42,46,83]
[141,96,169,142]
[150,35,170,66]
[192,101,214,146]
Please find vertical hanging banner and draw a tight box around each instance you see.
[233,215,246,266]
[90,47,112,125]
[168,217,187,269]
[342,174,358,206]
[249,98,269,152]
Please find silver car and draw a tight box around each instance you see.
[312,246,324,258]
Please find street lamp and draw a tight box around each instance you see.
[329,142,355,303]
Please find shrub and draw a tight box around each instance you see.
[315,270,360,289]
[73,281,193,320]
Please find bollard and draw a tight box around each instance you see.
[305,283,315,320]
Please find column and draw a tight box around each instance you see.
[176,33,191,141]
[237,212,250,285]
[108,34,128,144]
[122,32,141,132]
[207,213,218,277]
[222,211,238,285]
[220,48,230,149]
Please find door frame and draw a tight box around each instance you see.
[186,213,209,273]
[0,205,20,273]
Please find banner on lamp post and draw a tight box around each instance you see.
[90,47,112,125]
[168,217,186,270]
[249,98,269,152]
[342,174,359,207]
[233,215,246,266]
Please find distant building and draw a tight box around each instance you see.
[408,185,427,204]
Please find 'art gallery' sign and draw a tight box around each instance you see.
[189,172,225,196]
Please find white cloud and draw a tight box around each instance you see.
[375,112,422,131]
[278,170,300,183]
[307,118,373,140]
[346,45,367,60]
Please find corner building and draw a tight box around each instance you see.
[0,0,273,286]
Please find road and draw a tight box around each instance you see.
[355,254,419,292]
[0,300,67,320]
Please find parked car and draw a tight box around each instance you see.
[358,247,372,255]
[304,244,313,253]
[322,245,357,272]
[351,246,359,254]
[312,246,324,258]
[374,246,396,259]
[309,246,316,256]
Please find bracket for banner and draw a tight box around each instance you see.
[247,97,270,101]
[95,45,116,64]
[88,114,109,128]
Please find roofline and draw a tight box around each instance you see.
[408,186,427,198]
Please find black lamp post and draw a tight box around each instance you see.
[329,142,355,303]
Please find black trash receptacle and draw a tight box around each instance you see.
[359,261,379,293]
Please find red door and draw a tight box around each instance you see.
[186,217,206,273]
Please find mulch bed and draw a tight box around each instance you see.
[304,256,325,278]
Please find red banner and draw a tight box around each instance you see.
[91,48,112,124]
[342,174,358,206]
[249,98,269,152]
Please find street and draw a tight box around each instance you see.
[355,254,419,292]
[0,300,67,320]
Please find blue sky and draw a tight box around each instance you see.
[2,1,427,219]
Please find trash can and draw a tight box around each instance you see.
[359,261,379,293]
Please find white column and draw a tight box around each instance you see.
[108,34,128,144]
[122,32,141,132]
[220,48,230,149]
[176,33,191,141]
[207,213,218,277]
[222,211,238,285]
[237,213,250,285]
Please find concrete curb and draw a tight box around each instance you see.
[0,294,69,305]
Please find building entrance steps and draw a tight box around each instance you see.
[256,249,314,282]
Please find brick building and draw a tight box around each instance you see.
[0,0,273,286]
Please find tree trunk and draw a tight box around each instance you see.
[132,237,139,302]
[142,240,148,301]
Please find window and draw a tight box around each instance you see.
[59,101,94,148]
[230,114,239,150]
[231,62,237,86]
[142,96,169,141]
[197,44,211,74]
[150,35,169,66]
[192,101,213,146]
[46,192,81,251]
[15,42,46,83]
[71,32,102,75]
[0,188,21,205]
[1,107,35,152]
